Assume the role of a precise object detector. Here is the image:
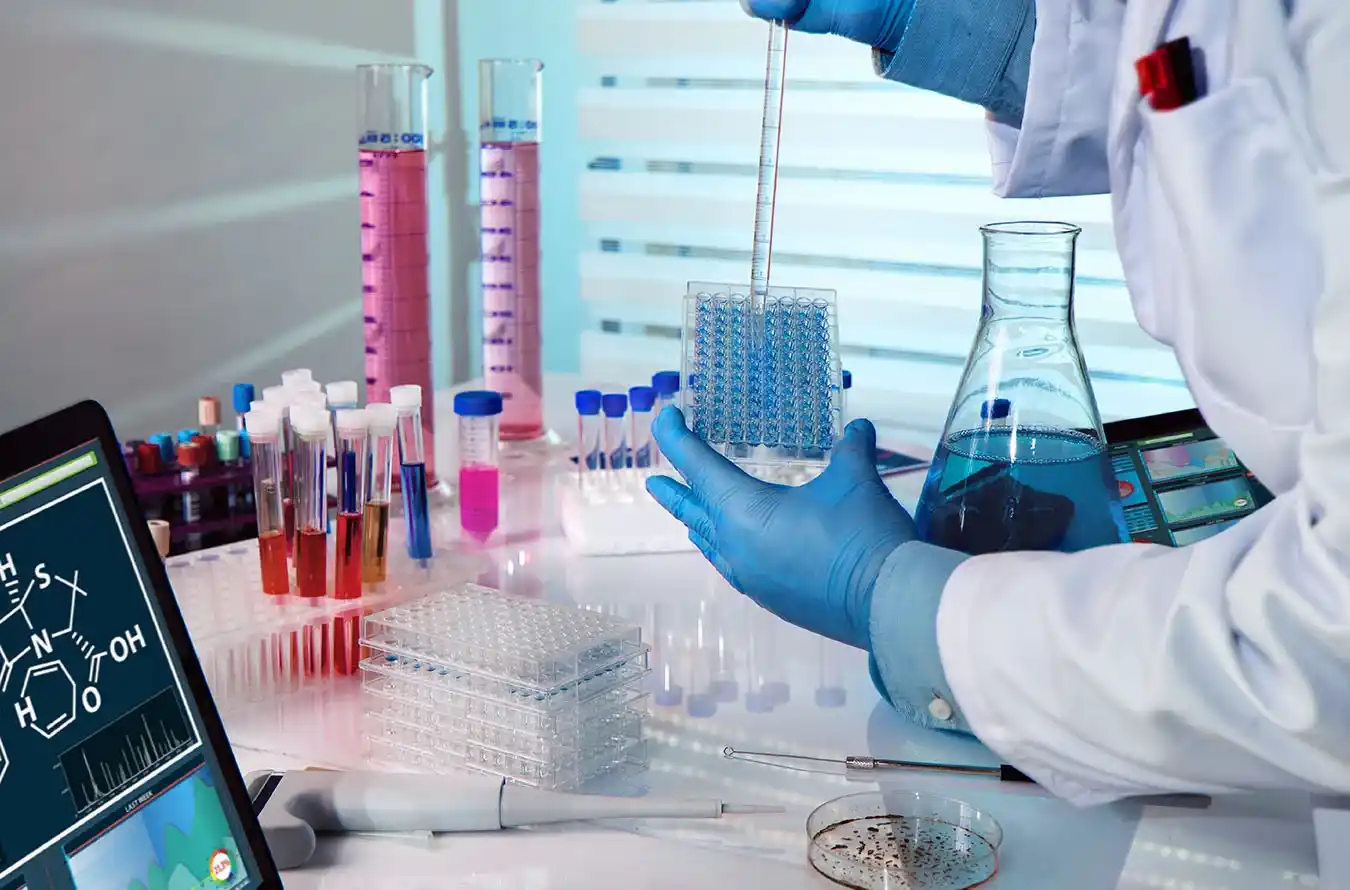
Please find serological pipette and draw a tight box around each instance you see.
[750,20,788,318]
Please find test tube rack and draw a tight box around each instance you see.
[360,584,651,791]
[169,534,475,714]
[555,469,696,557]
[681,282,843,480]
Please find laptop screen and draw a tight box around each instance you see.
[1107,420,1276,546]
[0,442,264,890]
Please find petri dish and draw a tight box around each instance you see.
[806,791,1003,890]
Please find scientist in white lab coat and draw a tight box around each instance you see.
[646,0,1350,805]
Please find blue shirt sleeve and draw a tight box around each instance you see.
[875,0,1036,124]
[867,540,975,734]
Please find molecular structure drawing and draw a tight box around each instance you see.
[0,551,149,785]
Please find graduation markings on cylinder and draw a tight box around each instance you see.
[0,552,148,756]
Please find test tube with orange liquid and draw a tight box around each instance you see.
[245,406,289,595]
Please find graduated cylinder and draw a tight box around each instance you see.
[480,59,544,441]
[358,62,437,483]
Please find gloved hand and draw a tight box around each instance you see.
[646,407,916,650]
[740,0,915,55]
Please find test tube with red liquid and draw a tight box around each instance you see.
[358,63,437,483]
[480,59,544,441]
[454,390,502,543]
[333,409,368,601]
[245,406,289,595]
[290,405,330,598]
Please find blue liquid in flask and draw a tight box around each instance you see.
[914,427,1127,555]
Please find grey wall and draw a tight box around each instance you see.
[0,1,433,439]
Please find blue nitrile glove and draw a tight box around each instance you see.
[741,0,1036,124]
[646,407,915,650]
[740,0,913,55]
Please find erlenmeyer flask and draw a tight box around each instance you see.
[914,222,1127,555]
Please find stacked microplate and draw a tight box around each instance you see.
[681,281,843,481]
[360,584,650,790]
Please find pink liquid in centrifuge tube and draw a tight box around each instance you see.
[480,141,543,441]
[361,147,437,483]
[459,464,499,543]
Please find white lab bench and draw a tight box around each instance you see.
[214,374,1324,890]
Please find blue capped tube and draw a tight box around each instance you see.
[575,390,602,472]
[651,371,679,466]
[233,383,255,458]
[601,393,628,470]
[628,386,657,468]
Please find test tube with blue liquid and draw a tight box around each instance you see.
[334,408,368,600]
[391,384,433,560]
[601,393,628,470]
[575,390,602,472]
[628,386,656,469]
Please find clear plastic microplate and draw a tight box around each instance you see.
[681,281,843,482]
[359,584,648,692]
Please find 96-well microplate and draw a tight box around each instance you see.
[681,282,843,475]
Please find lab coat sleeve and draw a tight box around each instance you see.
[877,0,1035,123]
[867,541,972,733]
[939,19,1350,803]
[987,0,1124,198]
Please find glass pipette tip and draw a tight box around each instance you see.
[750,20,787,321]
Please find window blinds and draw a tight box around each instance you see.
[575,0,1191,439]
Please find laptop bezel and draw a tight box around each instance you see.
[0,399,284,888]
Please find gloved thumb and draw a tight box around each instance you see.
[825,418,879,478]
[739,0,810,25]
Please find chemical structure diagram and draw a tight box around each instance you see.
[0,552,148,786]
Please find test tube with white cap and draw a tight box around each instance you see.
[390,385,433,560]
[454,391,503,544]
[575,390,602,473]
[363,403,398,583]
[294,390,332,533]
[326,380,360,457]
[628,386,656,469]
[290,404,330,598]
[334,408,368,600]
[281,368,313,389]
[246,406,290,595]
[601,393,628,471]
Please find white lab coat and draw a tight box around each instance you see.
[937,0,1350,804]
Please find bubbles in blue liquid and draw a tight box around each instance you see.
[687,293,836,450]
[914,427,1128,555]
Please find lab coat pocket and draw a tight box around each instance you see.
[1140,77,1318,432]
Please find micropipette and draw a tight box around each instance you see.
[250,769,784,870]
[750,20,788,317]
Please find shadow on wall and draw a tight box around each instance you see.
[0,0,471,438]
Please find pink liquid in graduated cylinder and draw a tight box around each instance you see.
[459,465,499,542]
[481,141,544,440]
[360,148,437,482]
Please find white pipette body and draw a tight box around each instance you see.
[252,769,782,869]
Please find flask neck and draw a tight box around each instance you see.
[981,230,1078,323]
